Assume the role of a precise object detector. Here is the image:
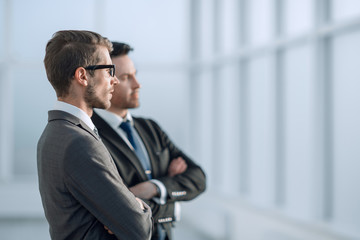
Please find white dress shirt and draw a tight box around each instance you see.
[94,108,168,205]
[53,101,95,131]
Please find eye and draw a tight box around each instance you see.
[121,75,129,81]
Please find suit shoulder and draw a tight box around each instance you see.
[40,120,98,152]
[133,117,160,129]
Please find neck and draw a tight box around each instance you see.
[57,97,93,117]
[107,106,128,119]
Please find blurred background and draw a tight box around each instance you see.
[1,0,360,239]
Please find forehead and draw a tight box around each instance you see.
[111,55,135,73]
[96,46,112,64]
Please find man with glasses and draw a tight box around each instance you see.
[37,31,152,240]
[92,42,206,240]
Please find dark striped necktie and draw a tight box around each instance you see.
[119,121,152,179]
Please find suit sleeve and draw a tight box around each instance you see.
[148,119,207,202]
[63,134,153,240]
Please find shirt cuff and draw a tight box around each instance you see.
[174,202,181,221]
[150,179,167,205]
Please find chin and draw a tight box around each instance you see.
[104,102,112,109]
[93,101,110,110]
[132,101,140,108]
[128,104,140,109]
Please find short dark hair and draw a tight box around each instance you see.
[110,42,133,58]
[44,30,113,97]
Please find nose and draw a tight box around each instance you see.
[111,75,120,85]
[132,76,141,89]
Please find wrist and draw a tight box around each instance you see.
[154,183,161,197]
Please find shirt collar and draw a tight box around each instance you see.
[94,109,134,129]
[53,100,95,130]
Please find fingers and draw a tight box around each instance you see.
[176,157,188,171]
[178,159,187,172]
[173,158,187,172]
[168,157,188,177]
[135,197,145,210]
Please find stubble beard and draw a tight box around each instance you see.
[84,81,110,110]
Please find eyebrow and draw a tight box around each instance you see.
[119,70,137,77]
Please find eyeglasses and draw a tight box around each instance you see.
[84,64,115,77]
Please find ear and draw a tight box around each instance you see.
[74,67,89,87]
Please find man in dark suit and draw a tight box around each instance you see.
[92,42,206,240]
[37,31,152,240]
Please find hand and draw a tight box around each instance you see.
[129,182,158,200]
[168,157,187,177]
[135,197,146,210]
[104,226,114,235]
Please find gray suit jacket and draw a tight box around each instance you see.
[37,110,153,240]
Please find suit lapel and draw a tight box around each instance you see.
[92,112,148,180]
[79,121,101,141]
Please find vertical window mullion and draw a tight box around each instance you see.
[274,0,285,207]
[314,0,333,222]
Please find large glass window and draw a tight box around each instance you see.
[188,0,360,238]
[13,67,54,177]
[331,0,360,22]
[247,55,276,207]
[11,0,97,62]
[282,44,316,221]
[248,0,274,46]
[283,0,314,36]
[216,64,242,193]
[332,30,360,235]
[199,0,215,60]
[0,0,5,60]
[197,70,215,187]
[220,0,239,55]
[105,0,188,63]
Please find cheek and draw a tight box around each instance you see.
[111,86,124,101]
[114,83,128,95]
[113,85,123,95]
